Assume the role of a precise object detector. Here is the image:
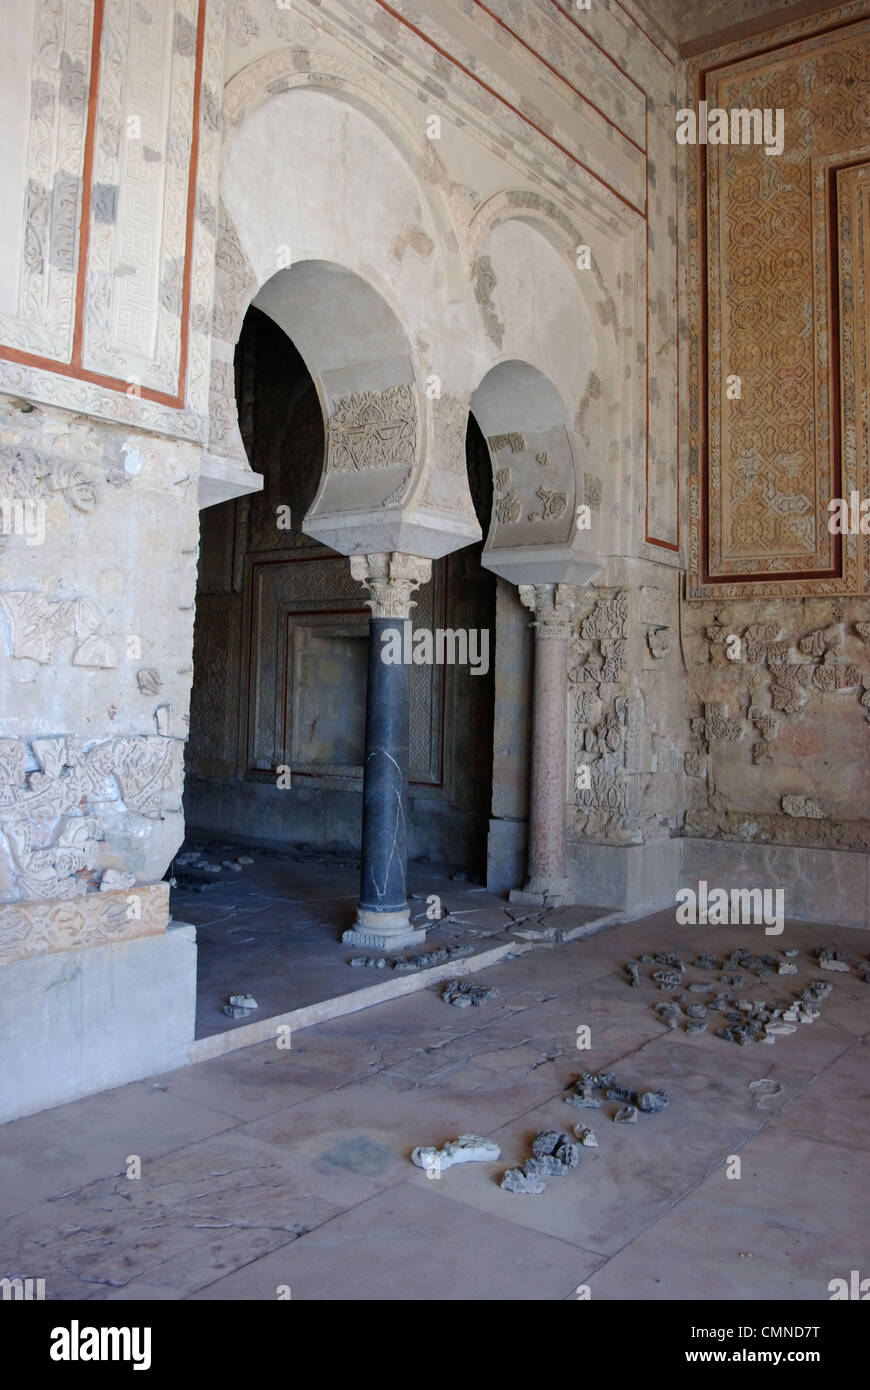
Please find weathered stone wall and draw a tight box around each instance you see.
[683,599,870,850]
[0,394,200,947]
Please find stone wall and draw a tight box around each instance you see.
[0,0,693,1116]
[0,394,200,925]
[0,391,201,1121]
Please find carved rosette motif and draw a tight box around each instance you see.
[527,487,567,523]
[349,553,432,619]
[432,395,471,476]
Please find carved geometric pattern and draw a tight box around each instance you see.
[326,386,417,474]
[568,590,638,843]
[688,14,870,597]
[691,702,744,745]
[488,433,525,454]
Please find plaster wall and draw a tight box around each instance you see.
[679,1,870,913]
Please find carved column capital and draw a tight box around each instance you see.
[518,583,580,638]
[349,552,433,618]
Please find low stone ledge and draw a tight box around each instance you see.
[0,882,170,965]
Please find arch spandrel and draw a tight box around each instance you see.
[221,49,466,302]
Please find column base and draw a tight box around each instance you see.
[509,876,573,909]
[342,905,427,952]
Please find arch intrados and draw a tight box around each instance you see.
[252,259,416,398]
[470,359,569,436]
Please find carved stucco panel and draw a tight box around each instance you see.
[0,882,169,965]
[0,0,92,361]
[326,386,417,475]
[0,734,183,905]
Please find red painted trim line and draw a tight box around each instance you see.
[0,0,207,413]
[371,0,644,216]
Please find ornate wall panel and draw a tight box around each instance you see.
[688,9,870,597]
[244,554,445,787]
[0,0,92,363]
[0,0,226,442]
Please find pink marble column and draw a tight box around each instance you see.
[510,584,578,907]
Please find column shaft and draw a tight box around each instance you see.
[527,627,568,886]
[342,553,432,950]
[358,616,410,919]
[510,583,578,908]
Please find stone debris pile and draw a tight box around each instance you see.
[174,842,256,890]
[441,978,500,1008]
[500,1130,580,1194]
[624,943,861,1046]
[501,1076,670,1195]
[222,992,258,1019]
[565,1072,670,1118]
[348,943,475,972]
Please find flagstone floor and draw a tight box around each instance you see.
[1,905,868,1301]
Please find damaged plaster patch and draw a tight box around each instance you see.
[782,794,825,819]
[390,224,434,264]
[471,254,504,348]
[92,183,118,225]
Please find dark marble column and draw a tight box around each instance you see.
[343,553,432,950]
